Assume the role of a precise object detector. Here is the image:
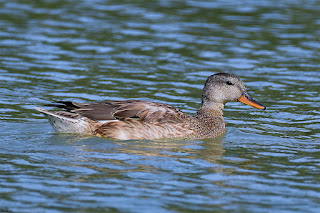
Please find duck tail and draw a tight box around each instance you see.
[35,107,100,134]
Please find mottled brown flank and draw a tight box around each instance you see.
[48,100,226,140]
[37,73,266,140]
[95,118,193,140]
[92,100,194,140]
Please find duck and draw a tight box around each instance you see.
[36,73,266,140]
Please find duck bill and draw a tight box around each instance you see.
[237,92,266,110]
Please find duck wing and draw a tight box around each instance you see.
[48,100,189,123]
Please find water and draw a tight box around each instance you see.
[1,0,319,212]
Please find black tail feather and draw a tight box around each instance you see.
[45,101,80,111]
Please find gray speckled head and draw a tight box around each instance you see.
[202,73,245,104]
[201,73,265,110]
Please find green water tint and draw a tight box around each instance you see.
[0,0,319,212]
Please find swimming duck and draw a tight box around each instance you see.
[36,73,266,140]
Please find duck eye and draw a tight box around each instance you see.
[226,81,233,85]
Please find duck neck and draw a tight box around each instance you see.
[196,102,224,118]
[193,103,225,138]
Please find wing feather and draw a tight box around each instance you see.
[48,100,188,124]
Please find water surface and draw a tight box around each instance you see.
[1,0,319,212]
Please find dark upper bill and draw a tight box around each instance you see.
[237,92,266,110]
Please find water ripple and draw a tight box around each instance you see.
[1,0,320,212]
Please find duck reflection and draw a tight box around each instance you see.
[46,134,225,166]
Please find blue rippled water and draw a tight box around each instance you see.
[1,0,319,212]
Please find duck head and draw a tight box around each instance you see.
[201,73,266,110]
